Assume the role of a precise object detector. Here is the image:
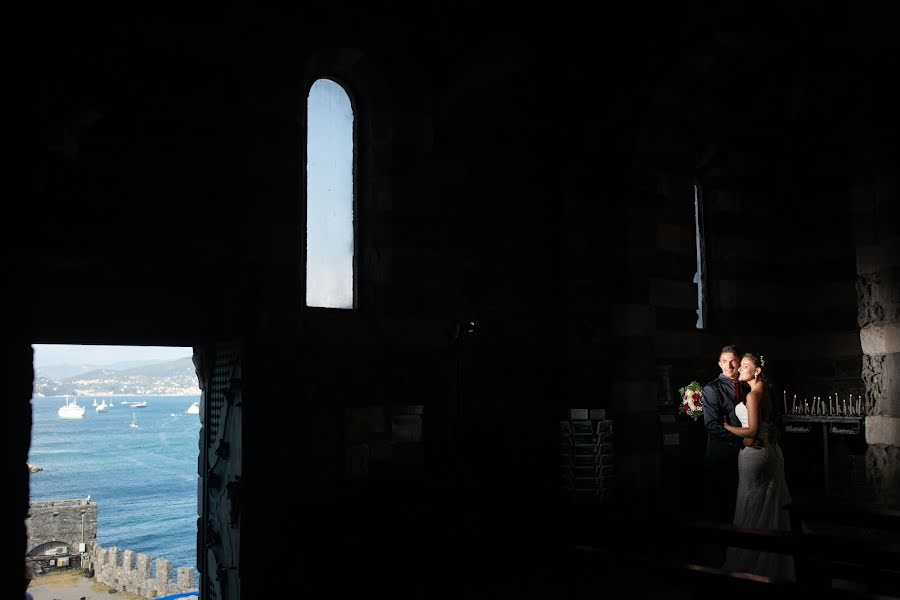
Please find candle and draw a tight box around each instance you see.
[857,397,862,415]
[783,390,787,415]
[792,394,797,414]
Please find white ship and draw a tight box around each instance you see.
[186,401,200,415]
[58,397,85,419]
[96,399,109,413]
[130,413,139,428]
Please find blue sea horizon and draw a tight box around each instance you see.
[29,395,200,572]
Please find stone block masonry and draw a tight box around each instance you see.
[92,543,196,599]
[26,498,98,556]
[854,180,900,508]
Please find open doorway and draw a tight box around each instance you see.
[27,344,200,598]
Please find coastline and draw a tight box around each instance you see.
[29,396,200,575]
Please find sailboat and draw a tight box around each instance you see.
[130,413,139,428]
[96,399,109,413]
[186,401,200,415]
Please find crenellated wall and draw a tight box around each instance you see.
[91,544,196,599]
[26,498,196,597]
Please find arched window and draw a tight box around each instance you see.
[306,78,355,308]
[693,182,707,329]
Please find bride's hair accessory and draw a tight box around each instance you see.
[759,354,765,367]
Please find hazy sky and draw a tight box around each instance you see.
[306,78,354,308]
[33,344,192,368]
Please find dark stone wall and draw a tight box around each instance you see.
[3,342,33,599]
[8,2,900,597]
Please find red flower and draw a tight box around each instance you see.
[693,400,700,408]
[692,392,701,401]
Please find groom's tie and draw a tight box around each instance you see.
[731,380,741,426]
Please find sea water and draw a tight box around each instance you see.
[28,395,200,571]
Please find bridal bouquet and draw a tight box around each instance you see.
[678,381,704,420]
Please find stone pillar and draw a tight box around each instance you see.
[156,558,173,585]
[122,549,135,574]
[136,553,152,578]
[103,546,118,588]
[91,546,104,582]
[177,566,195,591]
[854,181,900,508]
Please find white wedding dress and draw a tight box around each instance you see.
[723,401,795,580]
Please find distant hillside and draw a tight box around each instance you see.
[33,357,200,397]
[37,358,184,380]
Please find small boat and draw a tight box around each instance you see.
[92,398,98,407]
[130,413,139,428]
[58,397,85,419]
[96,400,109,413]
[185,401,200,415]
[120,401,130,405]
[130,401,148,408]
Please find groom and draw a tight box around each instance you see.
[702,345,747,525]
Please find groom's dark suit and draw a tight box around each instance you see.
[703,373,745,524]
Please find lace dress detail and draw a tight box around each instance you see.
[723,402,795,580]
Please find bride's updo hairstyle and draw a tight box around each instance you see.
[743,352,768,383]
[745,351,778,426]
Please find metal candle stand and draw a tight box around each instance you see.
[780,388,866,496]
[780,414,864,496]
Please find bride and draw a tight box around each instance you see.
[721,352,795,580]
